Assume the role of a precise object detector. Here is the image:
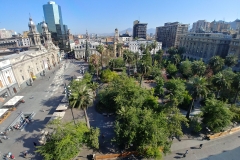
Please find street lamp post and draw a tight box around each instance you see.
[64,85,76,125]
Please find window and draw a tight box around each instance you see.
[7,76,12,84]
[0,80,3,88]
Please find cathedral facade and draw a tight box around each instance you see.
[0,17,60,93]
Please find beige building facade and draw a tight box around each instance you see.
[178,33,231,61]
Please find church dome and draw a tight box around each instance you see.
[42,21,48,28]
[28,18,35,27]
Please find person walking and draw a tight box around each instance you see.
[199,144,203,149]
[185,150,188,154]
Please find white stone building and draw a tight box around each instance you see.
[0,59,19,103]
[74,41,101,59]
[128,38,162,55]
[119,31,132,43]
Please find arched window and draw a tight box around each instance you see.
[7,76,12,84]
[0,80,3,88]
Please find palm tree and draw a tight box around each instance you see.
[154,49,164,67]
[117,43,124,57]
[89,54,100,79]
[191,59,206,76]
[139,43,145,55]
[171,54,181,65]
[208,56,225,73]
[225,54,238,67]
[212,72,231,98]
[89,81,99,97]
[151,40,157,55]
[70,85,94,128]
[123,50,134,76]
[232,73,240,103]
[96,45,104,68]
[107,44,114,57]
[186,76,209,119]
[139,61,151,86]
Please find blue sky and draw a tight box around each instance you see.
[1,0,240,34]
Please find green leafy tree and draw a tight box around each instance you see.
[86,127,100,150]
[167,47,178,56]
[69,84,94,128]
[36,121,99,160]
[114,107,171,159]
[96,44,104,68]
[154,76,165,97]
[229,105,240,122]
[166,63,178,77]
[165,78,186,106]
[177,47,186,55]
[191,59,206,76]
[101,69,118,83]
[186,76,209,119]
[163,106,189,139]
[225,54,238,67]
[142,47,152,66]
[232,73,240,103]
[208,56,225,73]
[179,59,192,78]
[201,98,233,133]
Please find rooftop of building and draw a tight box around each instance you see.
[181,33,232,39]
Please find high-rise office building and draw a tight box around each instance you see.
[156,22,189,48]
[133,20,147,39]
[43,1,64,34]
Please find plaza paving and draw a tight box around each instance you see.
[1,60,240,160]
[0,59,85,159]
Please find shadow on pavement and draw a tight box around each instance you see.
[40,96,62,108]
[24,117,51,133]
[16,133,43,160]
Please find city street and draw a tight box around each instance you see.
[0,59,85,159]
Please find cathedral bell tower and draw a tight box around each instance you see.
[27,17,41,47]
[42,20,52,43]
[114,28,119,57]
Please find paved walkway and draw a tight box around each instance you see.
[164,129,240,160]
[0,60,85,159]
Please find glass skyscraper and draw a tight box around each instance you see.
[43,1,64,34]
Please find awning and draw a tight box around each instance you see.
[49,112,65,121]
[3,96,24,106]
[0,109,8,117]
[56,103,68,111]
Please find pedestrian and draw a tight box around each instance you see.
[182,153,186,158]
[199,144,203,149]
[185,150,188,154]
[49,76,50,80]
[33,142,37,147]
